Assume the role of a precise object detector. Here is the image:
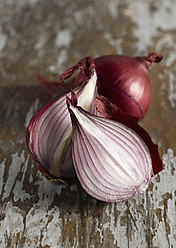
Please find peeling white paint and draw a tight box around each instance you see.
[56,49,68,72]
[0,27,7,52]
[55,29,72,48]
[0,158,6,195]
[29,163,34,184]
[25,206,62,248]
[2,151,25,200]
[103,32,123,54]
[156,36,176,108]
[160,69,176,108]
[13,155,31,202]
[150,148,176,206]
[96,226,104,244]
[2,0,39,8]
[108,202,128,246]
[35,32,48,57]
[49,49,68,74]
[167,192,176,246]
[107,0,120,19]
[0,202,24,247]
[41,208,62,247]
[165,52,176,68]
[156,35,176,67]
[25,98,39,128]
[167,72,176,108]
[124,1,176,52]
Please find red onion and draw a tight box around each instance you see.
[37,53,162,121]
[67,94,153,202]
[26,56,163,202]
[27,57,98,180]
[94,53,162,120]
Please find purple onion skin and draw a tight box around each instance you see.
[94,53,162,121]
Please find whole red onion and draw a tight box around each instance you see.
[94,53,162,121]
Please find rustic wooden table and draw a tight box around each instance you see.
[0,1,176,247]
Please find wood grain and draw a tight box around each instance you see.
[0,1,176,247]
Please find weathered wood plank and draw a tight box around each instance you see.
[0,0,176,247]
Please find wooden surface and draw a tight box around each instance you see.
[0,1,176,247]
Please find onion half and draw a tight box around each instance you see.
[26,57,98,179]
[67,97,153,202]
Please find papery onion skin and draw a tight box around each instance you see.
[26,57,98,180]
[67,96,153,202]
[36,72,74,97]
[94,53,162,121]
